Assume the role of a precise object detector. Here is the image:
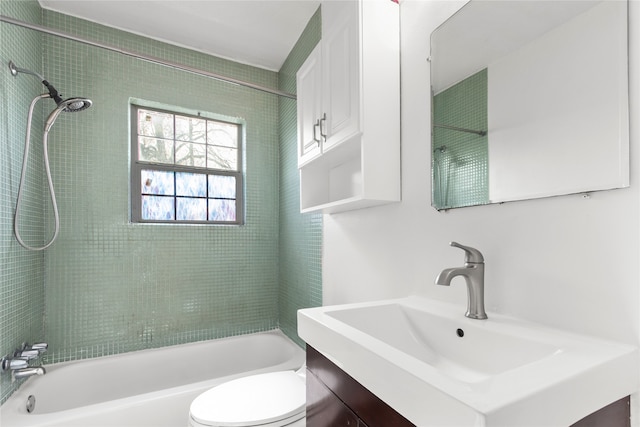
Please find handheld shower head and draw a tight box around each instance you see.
[59,97,92,113]
[44,97,92,132]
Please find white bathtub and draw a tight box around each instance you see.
[0,330,305,427]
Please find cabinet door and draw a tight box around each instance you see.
[297,44,323,166]
[307,369,359,427]
[321,0,360,150]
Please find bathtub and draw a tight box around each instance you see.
[0,330,305,427]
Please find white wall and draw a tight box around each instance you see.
[322,0,640,422]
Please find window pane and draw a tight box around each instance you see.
[138,137,174,164]
[176,172,206,197]
[142,195,175,220]
[132,105,242,225]
[208,199,236,222]
[138,109,173,139]
[177,198,207,221]
[141,170,175,195]
[207,146,237,171]
[176,115,206,143]
[208,175,236,199]
[207,121,238,148]
[175,142,206,167]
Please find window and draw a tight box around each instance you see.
[130,105,243,224]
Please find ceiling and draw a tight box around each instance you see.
[38,0,321,72]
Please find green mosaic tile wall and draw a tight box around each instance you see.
[432,69,489,209]
[278,7,323,347]
[1,1,323,404]
[0,0,47,404]
[38,10,282,363]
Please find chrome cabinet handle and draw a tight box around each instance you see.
[319,113,327,142]
[313,119,321,146]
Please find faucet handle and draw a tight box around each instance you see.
[31,343,48,353]
[450,241,484,263]
[14,349,40,360]
[1,357,29,371]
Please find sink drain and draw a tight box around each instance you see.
[26,395,35,413]
[456,328,464,337]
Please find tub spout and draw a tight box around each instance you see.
[14,366,46,380]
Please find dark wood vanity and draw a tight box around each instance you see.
[306,345,630,427]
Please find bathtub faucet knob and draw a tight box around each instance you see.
[13,349,40,360]
[1,357,29,372]
[31,343,48,353]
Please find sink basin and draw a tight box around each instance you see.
[326,302,560,384]
[298,296,638,426]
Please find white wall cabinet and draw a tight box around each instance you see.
[297,44,323,165]
[297,0,400,214]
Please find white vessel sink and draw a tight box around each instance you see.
[298,296,638,426]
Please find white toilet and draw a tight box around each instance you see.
[188,369,306,427]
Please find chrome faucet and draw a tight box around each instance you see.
[13,366,46,380]
[2,342,48,379]
[435,242,488,320]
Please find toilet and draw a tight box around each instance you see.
[188,369,306,427]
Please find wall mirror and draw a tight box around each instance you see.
[430,0,629,210]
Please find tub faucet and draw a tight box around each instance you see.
[1,357,28,371]
[13,366,46,380]
[435,242,488,320]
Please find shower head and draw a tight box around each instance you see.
[44,97,92,133]
[59,97,92,113]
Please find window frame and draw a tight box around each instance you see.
[130,104,244,225]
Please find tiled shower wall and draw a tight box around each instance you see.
[1,0,323,404]
[0,0,46,404]
[432,68,488,209]
[278,7,323,346]
[40,9,281,362]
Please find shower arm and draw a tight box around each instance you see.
[9,61,45,81]
[9,61,64,104]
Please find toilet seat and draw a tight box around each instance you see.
[189,370,306,427]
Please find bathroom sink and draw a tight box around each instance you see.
[298,296,638,426]
[325,302,560,384]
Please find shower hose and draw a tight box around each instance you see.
[14,93,61,251]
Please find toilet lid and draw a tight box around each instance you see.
[190,371,306,427]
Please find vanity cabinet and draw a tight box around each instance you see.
[306,345,630,427]
[296,0,400,214]
[306,346,414,427]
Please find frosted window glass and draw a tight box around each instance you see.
[208,175,236,199]
[142,195,175,220]
[141,170,175,195]
[176,172,206,197]
[208,200,236,222]
[177,198,207,221]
